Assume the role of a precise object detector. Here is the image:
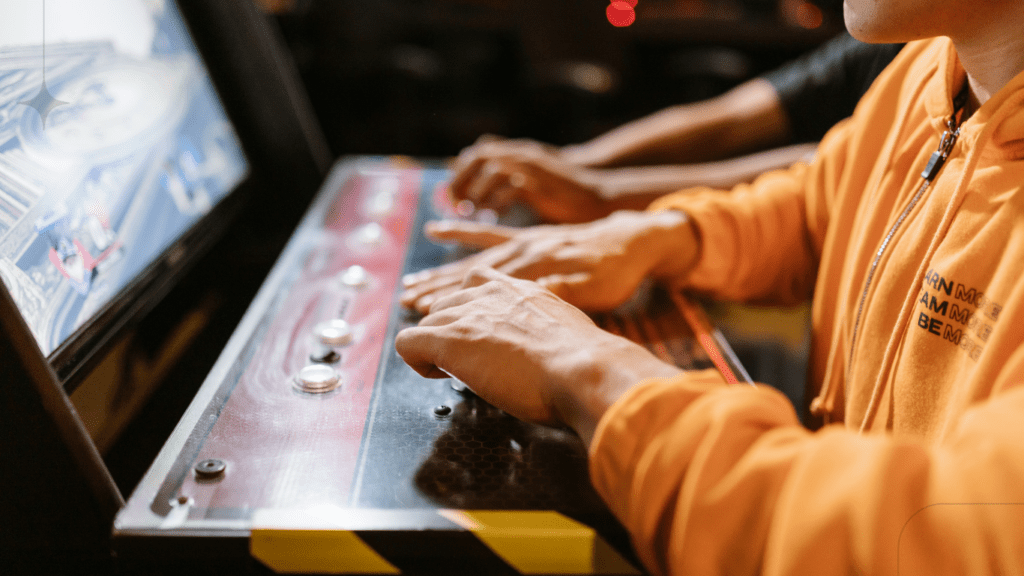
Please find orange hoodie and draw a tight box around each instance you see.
[589,37,1024,575]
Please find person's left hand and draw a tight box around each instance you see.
[395,267,681,432]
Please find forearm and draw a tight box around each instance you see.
[591,375,1024,576]
[590,143,818,211]
[644,116,862,305]
[562,78,792,168]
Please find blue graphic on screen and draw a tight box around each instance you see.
[0,0,249,356]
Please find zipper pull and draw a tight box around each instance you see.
[920,118,961,182]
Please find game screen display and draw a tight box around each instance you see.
[0,0,248,356]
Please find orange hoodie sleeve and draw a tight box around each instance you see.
[647,115,854,305]
[590,356,1024,576]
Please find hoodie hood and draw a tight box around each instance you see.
[924,37,1024,161]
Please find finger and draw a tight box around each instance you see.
[481,183,518,212]
[403,251,488,286]
[449,155,488,203]
[459,265,510,289]
[496,248,599,281]
[452,135,505,174]
[474,133,503,146]
[401,273,464,310]
[425,284,487,315]
[394,326,453,379]
[413,285,461,315]
[476,162,531,210]
[403,242,521,298]
[464,160,513,207]
[425,220,519,249]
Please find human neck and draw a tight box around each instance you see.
[951,10,1024,112]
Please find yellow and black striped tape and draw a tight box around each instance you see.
[251,508,641,575]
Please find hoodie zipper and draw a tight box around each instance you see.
[845,90,968,383]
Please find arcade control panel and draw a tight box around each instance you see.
[113,157,748,574]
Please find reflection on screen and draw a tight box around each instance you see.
[0,0,248,356]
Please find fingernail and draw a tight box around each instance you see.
[402,273,420,286]
[419,295,435,310]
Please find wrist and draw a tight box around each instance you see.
[640,210,701,281]
[550,333,681,447]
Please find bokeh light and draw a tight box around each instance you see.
[606,1,636,27]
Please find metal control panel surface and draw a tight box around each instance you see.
[114,157,738,574]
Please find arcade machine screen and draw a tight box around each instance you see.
[0,0,248,377]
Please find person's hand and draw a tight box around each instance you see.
[395,267,681,434]
[400,210,699,313]
[449,135,612,223]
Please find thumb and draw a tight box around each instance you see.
[424,220,518,248]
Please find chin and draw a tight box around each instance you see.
[843,0,893,43]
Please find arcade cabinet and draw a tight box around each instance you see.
[0,1,750,573]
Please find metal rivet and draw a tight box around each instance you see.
[433,405,452,417]
[195,458,226,479]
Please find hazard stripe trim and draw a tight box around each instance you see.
[250,508,641,575]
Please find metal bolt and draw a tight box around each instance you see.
[195,458,226,479]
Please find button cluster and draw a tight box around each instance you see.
[293,171,398,395]
[295,261,378,393]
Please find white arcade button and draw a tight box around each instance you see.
[293,364,341,393]
[339,265,369,288]
[364,190,396,218]
[314,318,354,346]
[354,222,384,246]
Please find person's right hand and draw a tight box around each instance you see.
[449,135,613,224]
[400,210,699,313]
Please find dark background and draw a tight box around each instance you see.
[276,0,842,157]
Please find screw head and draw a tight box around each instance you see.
[195,458,226,479]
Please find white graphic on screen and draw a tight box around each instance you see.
[0,0,248,355]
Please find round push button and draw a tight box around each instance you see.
[354,222,384,246]
[339,265,369,288]
[365,190,396,218]
[314,319,353,346]
[294,364,342,393]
